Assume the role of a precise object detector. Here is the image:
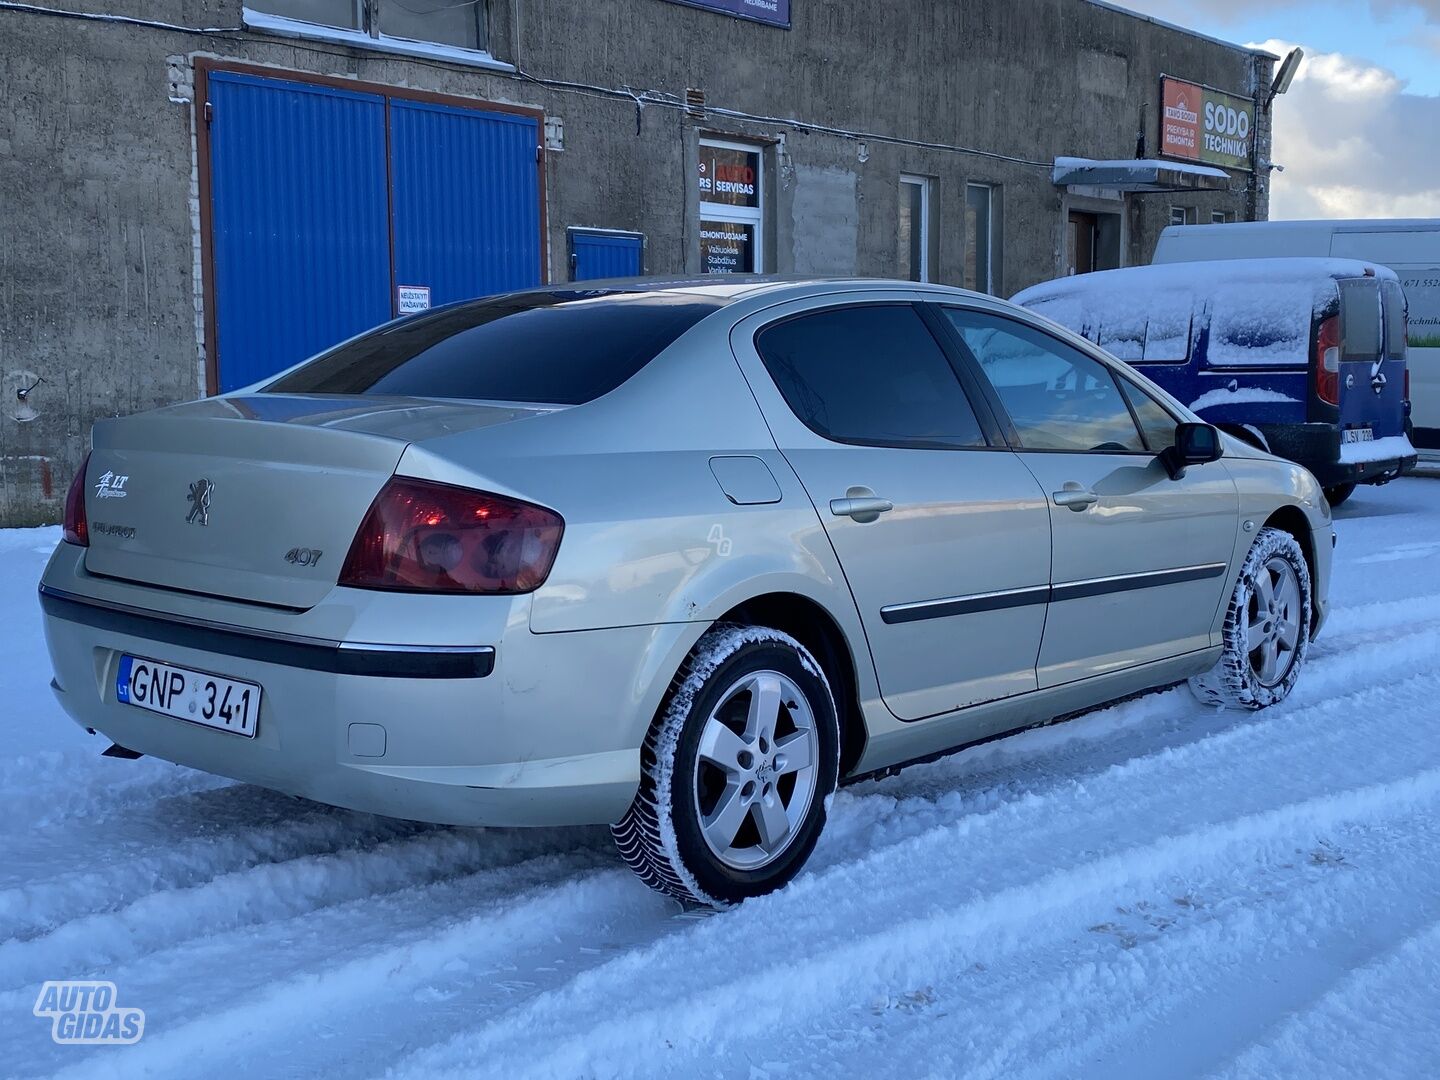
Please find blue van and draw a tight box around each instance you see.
[1013,258,1417,505]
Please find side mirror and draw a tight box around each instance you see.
[1159,422,1223,480]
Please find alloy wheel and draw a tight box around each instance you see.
[691,670,820,871]
[1247,555,1303,687]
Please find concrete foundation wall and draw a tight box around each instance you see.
[0,0,1273,525]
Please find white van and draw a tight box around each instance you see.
[1154,219,1440,461]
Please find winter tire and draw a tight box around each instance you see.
[611,624,841,907]
[1323,483,1356,508]
[1189,526,1312,710]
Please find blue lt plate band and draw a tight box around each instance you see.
[116,655,133,703]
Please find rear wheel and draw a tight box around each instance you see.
[1189,526,1312,710]
[1324,483,1356,508]
[612,624,840,907]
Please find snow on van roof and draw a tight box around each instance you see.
[1013,257,1396,309]
[1013,259,1397,369]
[1163,219,1440,235]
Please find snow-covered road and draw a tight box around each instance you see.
[4,476,1439,1079]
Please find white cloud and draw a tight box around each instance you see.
[1255,38,1440,218]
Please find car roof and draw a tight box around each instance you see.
[482,276,994,306]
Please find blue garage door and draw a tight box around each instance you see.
[570,229,645,280]
[207,73,391,392]
[206,71,542,393]
[391,100,542,307]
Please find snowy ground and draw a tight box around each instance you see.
[3,475,1440,1079]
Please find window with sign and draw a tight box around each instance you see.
[699,138,763,274]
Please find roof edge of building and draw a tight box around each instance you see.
[1082,0,1281,61]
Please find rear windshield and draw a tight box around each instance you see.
[265,291,725,404]
[1340,279,1382,361]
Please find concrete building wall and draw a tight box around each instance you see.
[0,0,1274,525]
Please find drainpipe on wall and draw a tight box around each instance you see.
[1247,54,1265,221]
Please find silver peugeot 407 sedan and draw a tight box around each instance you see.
[40,279,1333,906]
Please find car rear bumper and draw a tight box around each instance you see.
[39,545,688,828]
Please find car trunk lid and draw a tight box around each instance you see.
[83,395,561,609]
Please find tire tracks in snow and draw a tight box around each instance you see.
[0,823,610,992]
[398,769,1440,1080]
[378,664,1440,1078]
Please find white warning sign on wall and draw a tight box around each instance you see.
[397,285,431,316]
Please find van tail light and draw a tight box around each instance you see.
[63,451,91,547]
[1314,314,1341,406]
[339,477,564,595]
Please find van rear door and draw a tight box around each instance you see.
[1332,277,1407,441]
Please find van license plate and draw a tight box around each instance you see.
[1342,428,1375,444]
[116,655,260,737]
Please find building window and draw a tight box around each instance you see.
[965,183,1000,295]
[898,175,931,282]
[698,138,763,274]
[1169,206,1199,226]
[1211,210,1230,224]
[248,0,488,51]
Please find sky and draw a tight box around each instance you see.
[1111,0,1440,219]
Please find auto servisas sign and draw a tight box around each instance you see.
[1161,76,1254,171]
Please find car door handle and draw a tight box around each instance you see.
[830,496,894,522]
[1052,487,1099,511]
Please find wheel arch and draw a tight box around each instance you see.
[715,592,868,778]
[1262,504,1319,632]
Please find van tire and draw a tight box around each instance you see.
[1324,483,1355,508]
[1189,527,1312,711]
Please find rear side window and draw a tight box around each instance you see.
[1340,279,1382,361]
[1141,296,1194,363]
[265,291,724,405]
[754,305,987,449]
[1207,283,1313,367]
[1381,279,1407,360]
[1024,292,1192,364]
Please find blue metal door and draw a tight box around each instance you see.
[570,229,644,280]
[389,100,542,309]
[207,72,391,392]
[206,72,543,393]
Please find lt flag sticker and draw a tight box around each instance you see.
[1161,76,1254,172]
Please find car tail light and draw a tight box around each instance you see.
[1314,314,1341,406]
[339,477,564,595]
[63,451,91,547]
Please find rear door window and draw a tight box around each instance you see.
[754,304,988,449]
[1340,279,1383,361]
[1381,279,1408,360]
[942,309,1145,453]
[265,291,725,404]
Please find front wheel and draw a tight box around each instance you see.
[1189,526,1312,710]
[612,624,840,907]
[1324,483,1356,508]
